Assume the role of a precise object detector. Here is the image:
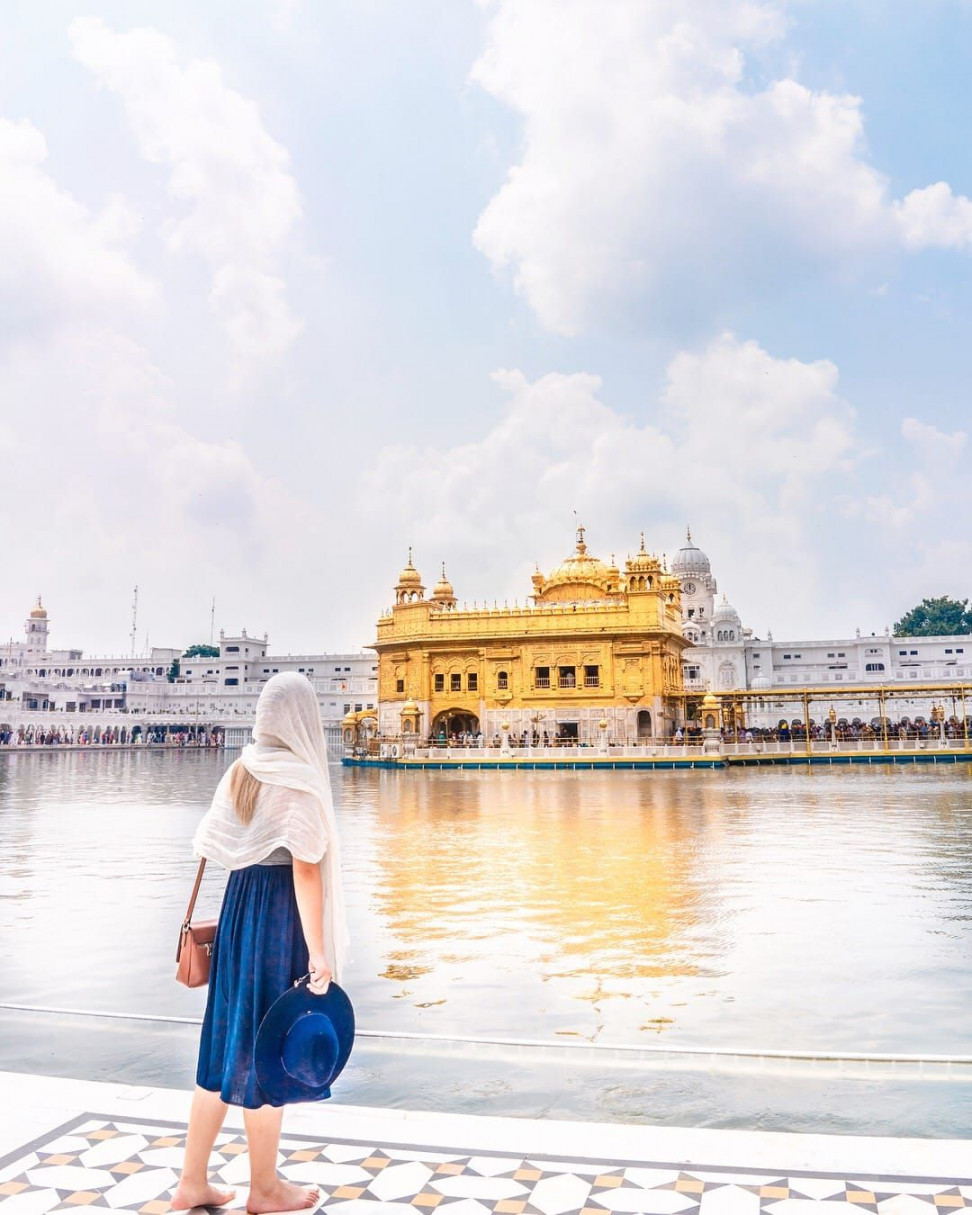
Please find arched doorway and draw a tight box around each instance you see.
[637,710,652,740]
[432,710,480,741]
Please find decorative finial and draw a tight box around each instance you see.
[407,546,414,567]
[686,525,692,543]
[639,531,646,553]
[576,522,587,554]
[441,562,447,578]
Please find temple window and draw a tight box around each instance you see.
[467,673,478,691]
[584,665,599,688]
[559,666,576,689]
[434,673,444,692]
[535,666,550,689]
[395,679,405,693]
[497,670,509,690]
[450,673,461,692]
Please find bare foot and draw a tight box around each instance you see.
[170,1181,237,1210]
[246,1180,320,1214]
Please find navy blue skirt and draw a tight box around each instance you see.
[196,864,326,1108]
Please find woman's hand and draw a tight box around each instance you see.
[308,952,332,995]
[292,860,329,994]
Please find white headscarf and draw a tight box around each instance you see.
[193,672,350,983]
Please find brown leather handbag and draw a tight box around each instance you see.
[176,859,218,988]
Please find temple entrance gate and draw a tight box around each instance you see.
[432,711,480,739]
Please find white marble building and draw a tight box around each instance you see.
[0,598,180,712]
[672,531,972,726]
[134,629,378,747]
[1,601,377,751]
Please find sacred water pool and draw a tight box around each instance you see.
[0,750,970,1136]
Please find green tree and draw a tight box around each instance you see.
[183,644,220,658]
[893,596,972,637]
[167,658,181,682]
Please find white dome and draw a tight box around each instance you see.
[751,673,772,692]
[671,527,711,576]
[713,597,740,625]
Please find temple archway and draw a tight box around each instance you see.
[432,710,480,739]
[637,710,652,739]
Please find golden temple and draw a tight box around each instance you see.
[370,527,688,744]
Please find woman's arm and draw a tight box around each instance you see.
[292,859,331,994]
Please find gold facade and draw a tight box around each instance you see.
[372,529,689,743]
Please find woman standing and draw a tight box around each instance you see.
[172,673,350,1214]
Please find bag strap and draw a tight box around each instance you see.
[182,858,207,926]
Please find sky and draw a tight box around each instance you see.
[1,0,971,657]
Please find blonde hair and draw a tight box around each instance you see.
[229,760,262,825]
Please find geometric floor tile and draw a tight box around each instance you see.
[0,1115,968,1215]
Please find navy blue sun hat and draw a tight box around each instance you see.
[255,977,355,1104]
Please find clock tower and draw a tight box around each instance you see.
[671,528,717,644]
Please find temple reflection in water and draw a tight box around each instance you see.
[365,770,732,1034]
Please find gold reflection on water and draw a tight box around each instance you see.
[370,773,728,1001]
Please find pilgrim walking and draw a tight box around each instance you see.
[172,673,353,1214]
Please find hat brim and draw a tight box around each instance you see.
[255,978,355,1104]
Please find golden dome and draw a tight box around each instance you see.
[539,525,615,601]
[397,548,423,586]
[625,531,659,573]
[701,690,720,710]
[431,563,455,601]
[29,596,47,619]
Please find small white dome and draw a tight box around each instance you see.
[713,596,740,624]
[671,527,711,576]
[751,673,772,691]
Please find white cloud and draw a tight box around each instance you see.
[0,324,330,649]
[895,183,972,251]
[845,416,972,605]
[472,0,972,333]
[364,332,856,630]
[900,416,967,464]
[0,102,341,655]
[0,116,154,332]
[70,17,303,363]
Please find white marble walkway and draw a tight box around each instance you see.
[0,1071,968,1215]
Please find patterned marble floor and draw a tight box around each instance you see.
[0,1114,969,1215]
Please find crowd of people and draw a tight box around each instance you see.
[0,725,224,748]
[672,717,972,744]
